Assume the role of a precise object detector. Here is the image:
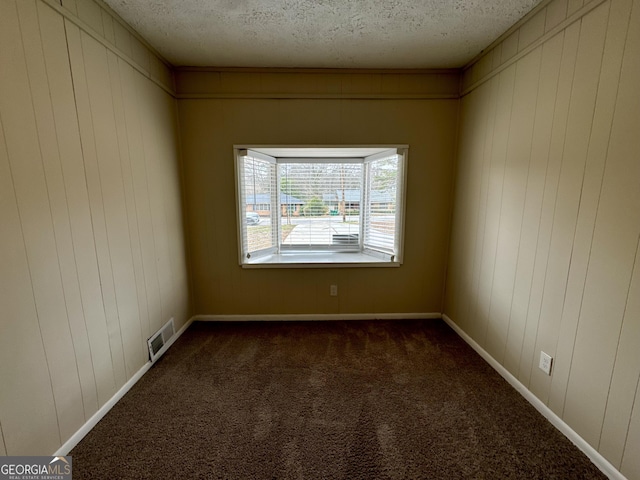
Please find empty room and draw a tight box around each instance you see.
[0,0,638,478]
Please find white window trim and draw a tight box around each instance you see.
[234,145,408,268]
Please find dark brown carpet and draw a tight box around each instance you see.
[70,320,606,479]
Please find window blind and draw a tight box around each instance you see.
[236,146,406,266]
[363,154,400,256]
[279,162,362,250]
[238,152,277,258]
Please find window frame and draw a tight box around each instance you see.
[234,145,408,268]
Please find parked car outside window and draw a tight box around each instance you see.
[246,211,260,225]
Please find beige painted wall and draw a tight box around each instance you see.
[445,0,640,477]
[0,0,189,455]
[176,70,459,315]
[3,0,637,474]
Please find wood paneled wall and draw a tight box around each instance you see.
[0,0,189,455]
[176,70,459,316]
[175,67,459,98]
[445,0,640,476]
[60,0,173,93]
[2,0,638,472]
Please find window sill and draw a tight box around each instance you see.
[241,252,401,268]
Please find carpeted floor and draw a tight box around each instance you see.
[70,320,606,479]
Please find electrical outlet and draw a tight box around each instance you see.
[539,351,553,375]
[330,284,338,296]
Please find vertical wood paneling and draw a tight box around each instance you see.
[518,9,546,51]
[529,5,608,404]
[492,43,502,70]
[473,65,515,344]
[81,36,143,380]
[568,0,586,15]
[60,0,168,93]
[18,0,97,420]
[446,0,640,473]
[592,3,639,465]
[158,94,189,325]
[110,57,151,354]
[464,78,499,336]
[130,37,150,75]
[105,50,145,375]
[549,0,633,417]
[1,0,187,456]
[501,31,520,63]
[119,61,162,341]
[67,24,128,388]
[485,48,542,362]
[0,422,6,456]
[601,237,640,467]
[76,0,103,35]
[39,6,115,409]
[113,20,132,58]
[517,24,579,388]
[101,9,115,44]
[182,92,457,314]
[444,88,486,327]
[622,377,640,478]
[503,34,563,374]
[60,0,77,15]
[546,0,569,32]
[475,51,494,80]
[152,89,182,313]
[0,110,60,456]
[179,99,218,317]
[3,0,85,443]
[444,92,480,324]
[156,90,184,320]
[563,0,640,447]
[137,74,174,331]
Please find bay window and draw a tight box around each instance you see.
[235,146,407,267]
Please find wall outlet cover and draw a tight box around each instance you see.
[539,351,553,375]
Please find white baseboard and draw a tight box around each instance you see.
[53,316,194,456]
[55,312,621,478]
[441,314,625,480]
[193,312,440,322]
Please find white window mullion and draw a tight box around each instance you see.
[235,146,406,266]
[273,161,280,251]
[360,162,368,252]
[236,155,249,263]
[393,152,406,262]
[275,163,283,252]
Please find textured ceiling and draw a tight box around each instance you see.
[103,0,543,68]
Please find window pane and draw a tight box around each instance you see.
[236,147,406,266]
[279,163,362,249]
[241,156,276,254]
[364,156,398,254]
